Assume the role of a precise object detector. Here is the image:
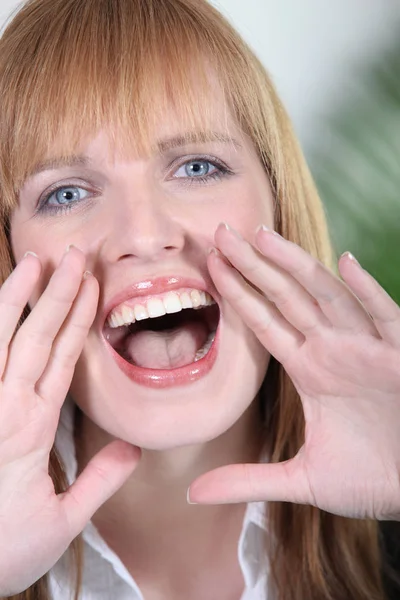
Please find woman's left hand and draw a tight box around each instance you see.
[188,223,400,521]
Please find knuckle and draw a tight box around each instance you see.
[69,320,90,334]
[245,259,263,277]
[318,286,345,307]
[291,258,313,279]
[51,343,80,369]
[269,286,291,307]
[23,329,53,349]
[360,286,380,306]
[53,352,77,371]
[92,462,111,486]
[251,312,275,337]
[0,299,22,311]
[242,463,258,497]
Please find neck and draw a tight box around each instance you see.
[74,399,263,597]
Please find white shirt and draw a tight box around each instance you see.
[49,398,269,599]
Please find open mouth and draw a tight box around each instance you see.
[103,289,220,386]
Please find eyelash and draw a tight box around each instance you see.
[36,156,234,216]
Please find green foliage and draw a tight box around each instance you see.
[310,42,400,304]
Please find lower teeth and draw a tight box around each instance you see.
[194,331,215,362]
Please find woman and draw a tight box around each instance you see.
[0,0,399,599]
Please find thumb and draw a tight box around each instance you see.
[188,456,311,505]
[60,440,141,533]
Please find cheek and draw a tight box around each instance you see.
[9,216,101,305]
[212,185,274,241]
[9,220,59,306]
[11,216,66,264]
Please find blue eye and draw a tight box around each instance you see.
[174,159,220,180]
[45,186,90,207]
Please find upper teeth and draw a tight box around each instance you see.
[107,290,215,328]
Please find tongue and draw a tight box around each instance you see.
[125,321,209,369]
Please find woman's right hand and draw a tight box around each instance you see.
[0,246,141,596]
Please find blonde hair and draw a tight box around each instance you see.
[0,1,386,599]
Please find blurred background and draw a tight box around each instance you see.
[1,0,400,302]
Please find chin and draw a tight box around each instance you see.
[70,293,270,450]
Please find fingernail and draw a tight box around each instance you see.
[83,270,93,280]
[65,244,74,253]
[221,222,242,240]
[343,251,359,265]
[257,224,282,237]
[208,247,232,266]
[23,250,38,259]
[209,247,225,257]
[187,488,197,505]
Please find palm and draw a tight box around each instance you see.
[189,225,400,520]
[0,249,140,596]
[0,460,75,591]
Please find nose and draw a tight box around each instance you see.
[100,185,186,264]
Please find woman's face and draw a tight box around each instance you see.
[10,101,274,450]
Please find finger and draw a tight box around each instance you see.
[0,253,42,377]
[60,441,141,535]
[3,247,86,387]
[252,225,377,336]
[208,249,303,364]
[188,458,311,505]
[214,224,329,336]
[339,252,400,348]
[36,272,99,403]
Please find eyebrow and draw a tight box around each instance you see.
[28,154,90,178]
[156,131,242,153]
[27,131,241,178]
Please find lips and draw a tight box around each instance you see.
[101,276,221,388]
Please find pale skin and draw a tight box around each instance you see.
[1,102,399,599]
[6,109,273,599]
[190,227,400,522]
